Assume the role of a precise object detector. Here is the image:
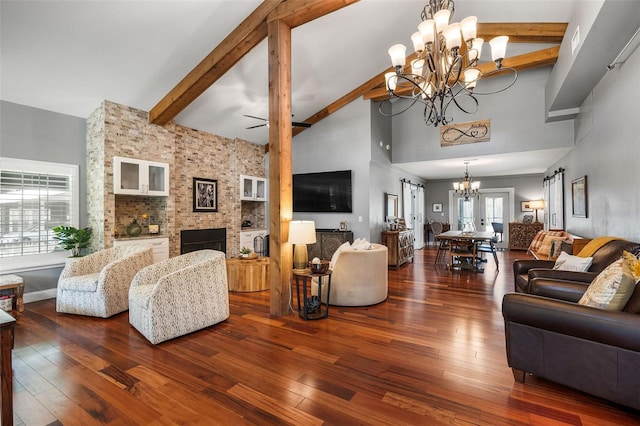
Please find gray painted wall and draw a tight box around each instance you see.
[1,100,87,294]
[291,95,427,242]
[547,43,640,241]
[292,98,372,239]
[390,67,574,164]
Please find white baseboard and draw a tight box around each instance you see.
[24,288,57,304]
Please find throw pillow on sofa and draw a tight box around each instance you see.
[622,250,640,282]
[578,258,636,310]
[329,241,351,271]
[537,235,567,259]
[553,251,593,272]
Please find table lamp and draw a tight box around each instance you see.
[289,220,316,272]
[529,199,545,223]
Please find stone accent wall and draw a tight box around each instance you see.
[86,104,106,252]
[86,100,266,257]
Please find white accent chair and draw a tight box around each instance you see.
[128,250,229,344]
[315,243,388,306]
[57,245,154,318]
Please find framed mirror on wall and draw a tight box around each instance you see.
[385,193,398,221]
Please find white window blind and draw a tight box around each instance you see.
[0,157,79,266]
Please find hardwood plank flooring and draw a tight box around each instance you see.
[11,247,640,425]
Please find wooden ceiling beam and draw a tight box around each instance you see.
[149,0,358,126]
[478,23,567,43]
[149,0,285,125]
[285,23,566,140]
[363,46,560,102]
[269,0,359,28]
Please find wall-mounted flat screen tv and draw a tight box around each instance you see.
[293,170,352,213]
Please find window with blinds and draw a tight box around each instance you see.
[0,157,79,260]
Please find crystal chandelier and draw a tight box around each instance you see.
[381,0,517,127]
[454,162,480,200]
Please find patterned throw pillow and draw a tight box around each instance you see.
[622,250,640,282]
[578,259,636,310]
[529,230,567,253]
[537,235,567,258]
[553,251,593,272]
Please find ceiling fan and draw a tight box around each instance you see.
[244,114,312,129]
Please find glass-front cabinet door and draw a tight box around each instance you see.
[240,175,267,201]
[114,156,169,196]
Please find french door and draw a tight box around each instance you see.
[449,189,513,247]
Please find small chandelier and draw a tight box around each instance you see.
[381,0,517,127]
[453,162,480,200]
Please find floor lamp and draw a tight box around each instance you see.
[529,199,545,223]
[289,220,316,273]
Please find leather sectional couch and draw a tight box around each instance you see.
[513,239,640,294]
[504,239,640,410]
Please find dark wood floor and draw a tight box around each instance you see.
[11,247,640,425]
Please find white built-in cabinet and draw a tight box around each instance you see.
[240,175,267,201]
[114,156,169,196]
[113,237,169,263]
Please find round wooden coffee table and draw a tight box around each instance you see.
[226,257,270,292]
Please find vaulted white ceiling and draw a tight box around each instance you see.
[1,0,580,179]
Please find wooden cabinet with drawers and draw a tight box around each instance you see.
[307,230,353,260]
[508,222,543,250]
[382,229,414,268]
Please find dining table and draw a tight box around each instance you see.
[435,230,499,271]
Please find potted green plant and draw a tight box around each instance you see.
[52,225,92,257]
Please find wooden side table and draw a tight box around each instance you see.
[0,274,25,313]
[226,257,270,292]
[0,309,15,426]
[292,270,332,320]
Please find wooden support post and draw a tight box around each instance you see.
[268,18,293,317]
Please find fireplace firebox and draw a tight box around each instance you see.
[180,228,226,255]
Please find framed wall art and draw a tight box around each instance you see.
[520,201,533,212]
[193,177,218,212]
[572,176,587,218]
[432,203,443,213]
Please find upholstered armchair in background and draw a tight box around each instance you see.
[315,243,388,306]
[57,245,154,318]
[128,249,229,344]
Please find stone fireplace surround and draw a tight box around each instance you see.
[87,100,266,257]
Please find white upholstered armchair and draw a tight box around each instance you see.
[128,249,229,344]
[57,245,154,318]
[316,243,388,306]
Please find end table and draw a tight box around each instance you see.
[292,270,332,320]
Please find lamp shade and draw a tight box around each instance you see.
[411,32,424,53]
[460,16,477,41]
[434,9,450,33]
[443,23,462,49]
[489,36,509,62]
[418,19,435,44]
[388,44,407,68]
[288,220,316,245]
[528,199,545,209]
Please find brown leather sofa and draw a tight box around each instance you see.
[502,276,640,410]
[513,239,640,294]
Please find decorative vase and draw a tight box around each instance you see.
[127,219,142,237]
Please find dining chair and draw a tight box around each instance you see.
[491,222,504,242]
[431,222,449,266]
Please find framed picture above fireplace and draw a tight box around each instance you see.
[193,177,218,212]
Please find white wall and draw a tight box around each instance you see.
[548,44,640,241]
